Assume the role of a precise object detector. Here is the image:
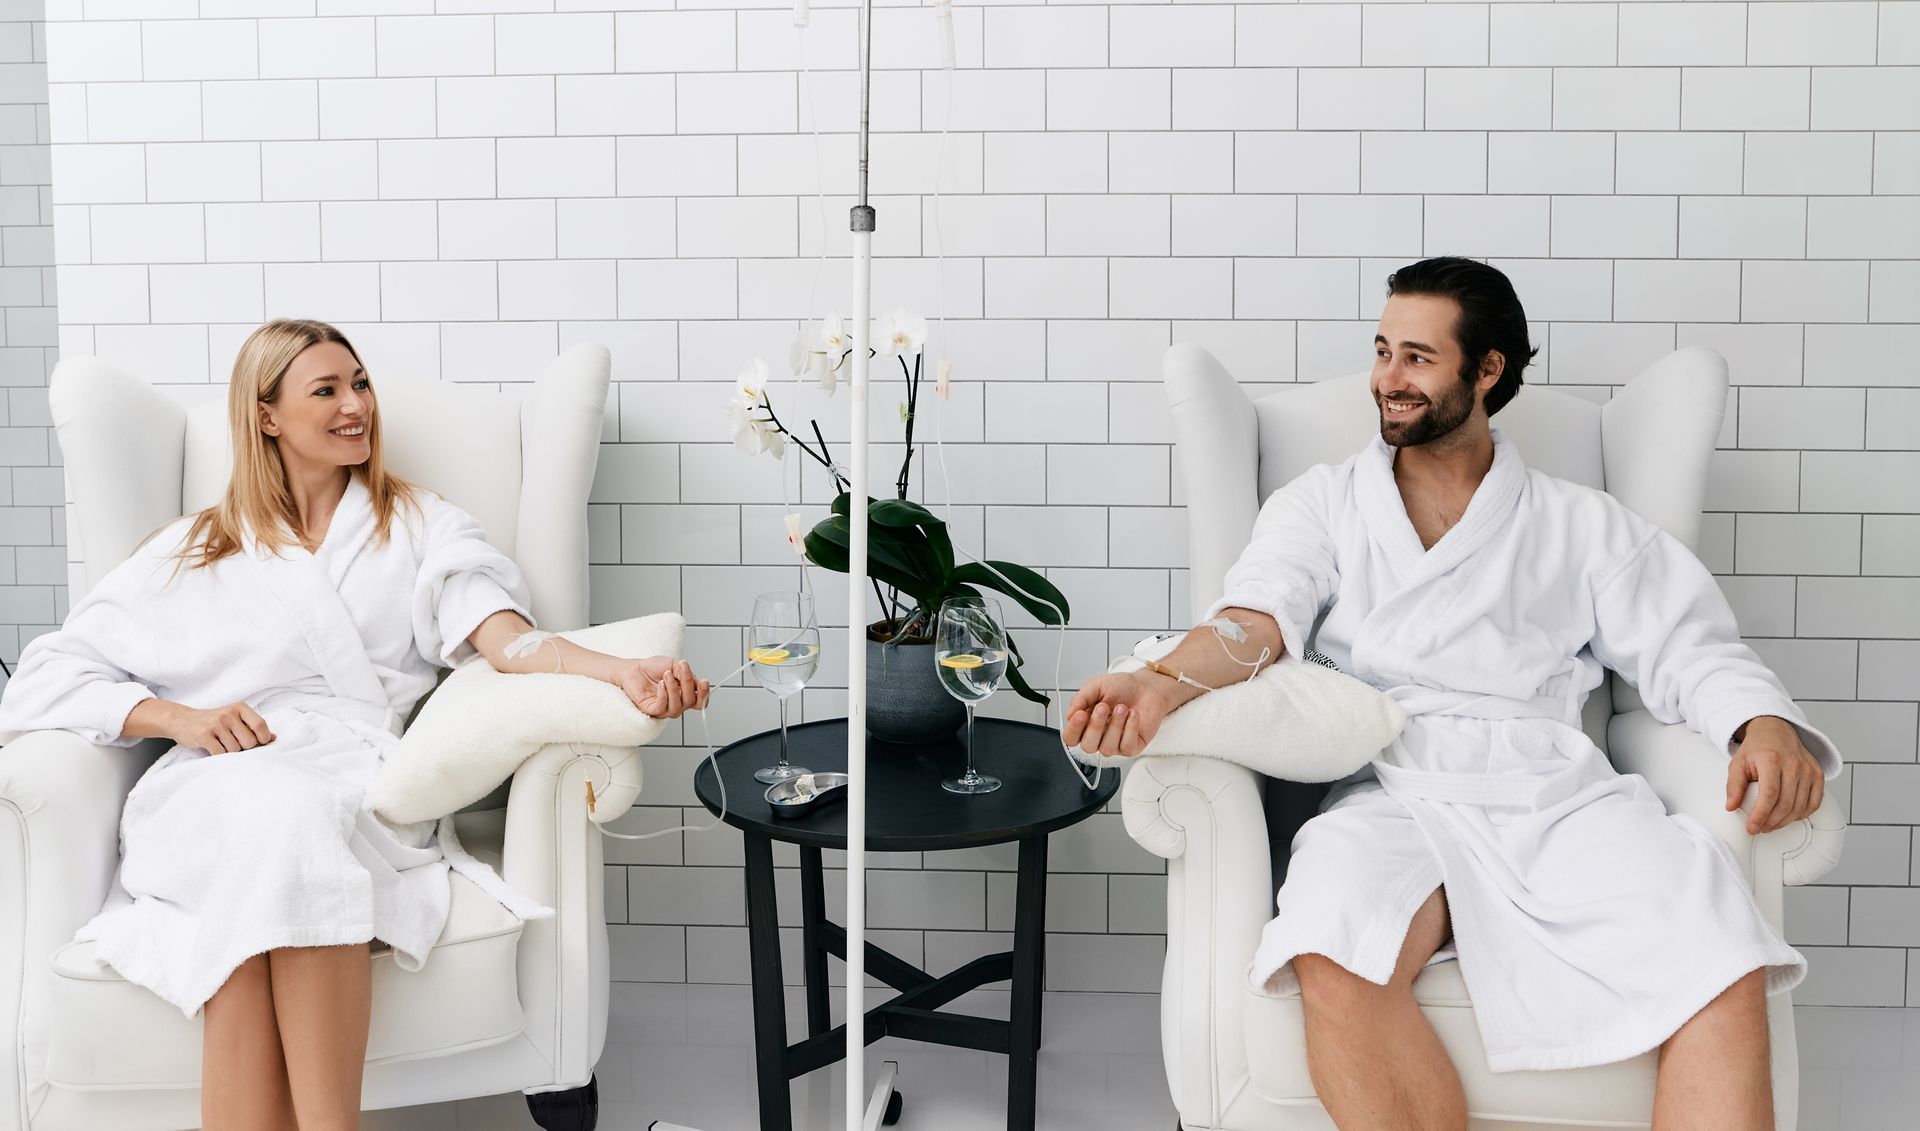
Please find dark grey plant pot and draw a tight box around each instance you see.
[865,633,965,745]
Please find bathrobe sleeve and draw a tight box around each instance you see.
[1201,463,1341,662]
[0,557,162,747]
[1588,526,1840,778]
[411,495,535,669]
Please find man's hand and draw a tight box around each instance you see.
[168,701,276,755]
[1062,671,1182,758]
[614,657,710,719]
[1725,716,1825,836]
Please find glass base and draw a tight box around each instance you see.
[755,763,811,785]
[941,771,1001,795]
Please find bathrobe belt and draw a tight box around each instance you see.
[254,690,401,738]
[1374,676,1588,811]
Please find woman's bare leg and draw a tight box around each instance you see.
[1654,968,1772,1130]
[201,953,298,1131]
[269,944,373,1131]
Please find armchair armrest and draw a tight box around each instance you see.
[492,740,639,1087]
[1608,709,1845,894]
[500,741,640,903]
[1120,754,1272,1128]
[1,730,160,1120]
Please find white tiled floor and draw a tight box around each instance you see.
[366,985,1174,1131]
[364,992,1920,1130]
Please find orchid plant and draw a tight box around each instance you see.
[725,308,1070,705]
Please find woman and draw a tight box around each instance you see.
[0,320,709,1130]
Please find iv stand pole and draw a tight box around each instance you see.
[844,0,876,1123]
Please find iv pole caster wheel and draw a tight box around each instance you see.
[883,1090,904,1125]
[525,1075,598,1131]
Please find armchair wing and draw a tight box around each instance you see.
[1164,344,1261,621]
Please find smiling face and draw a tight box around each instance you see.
[256,340,375,471]
[1371,293,1496,449]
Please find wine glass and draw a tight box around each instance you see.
[749,591,820,785]
[934,596,1008,795]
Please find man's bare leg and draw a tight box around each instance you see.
[269,944,373,1131]
[1295,888,1466,1131]
[1654,969,1772,1130]
[201,953,298,1131]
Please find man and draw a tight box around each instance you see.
[1063,257,1836,1130]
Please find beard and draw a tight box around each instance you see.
[1378,370,1476,448]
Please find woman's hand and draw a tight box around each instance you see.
[613,657,710,719]
[166,701,276,755]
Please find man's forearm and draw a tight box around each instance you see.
[1141,607,1286,708]
[1732,715,1793,745]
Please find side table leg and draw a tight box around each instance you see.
[799,845,831,1037]
[744,832,792,1131]
[1008,834,1049,1131]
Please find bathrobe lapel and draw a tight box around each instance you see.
[244,477,389,711]
[1355,430,1527,589]
[1350,431,1528,668]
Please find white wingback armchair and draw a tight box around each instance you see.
[1124,344,1847,1131]
[0,344,640,1131]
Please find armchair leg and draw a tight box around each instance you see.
[525,1076,599,1131]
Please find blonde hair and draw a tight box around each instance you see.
[175,319,418,571]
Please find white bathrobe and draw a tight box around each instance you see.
[0,477,538,1017]
[1207,429,1840,1073]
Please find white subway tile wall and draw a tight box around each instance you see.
[1,0,1916,1005]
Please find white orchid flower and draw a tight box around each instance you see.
[874,308,927,357]
[787,315,846,395]
[724,395,764,455]
[734,357,770,408]
[817,310,850,357]
[725,358,784,457]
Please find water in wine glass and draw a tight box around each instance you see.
[750,591,817,785]
[750,642,819,698]
[935,598,1006,795]
[934,648,1006,702]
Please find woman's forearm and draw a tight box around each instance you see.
[467,609,625,682]
[120,697,184,741]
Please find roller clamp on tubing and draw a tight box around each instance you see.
[1136,656,1214,694]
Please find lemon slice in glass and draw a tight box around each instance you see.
[748,647,791,664]
[939,652,987,669]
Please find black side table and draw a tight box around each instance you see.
[693,717,1118,1131]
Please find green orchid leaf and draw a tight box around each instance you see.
[807,518,930,600]
[1003,654,1050,707]
[802,528,849,572]
[924,519,956,577]
[949,561,1070,626]
[869,498,943,530]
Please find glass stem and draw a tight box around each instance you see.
[963,702,977,780]
[778,696,791,769]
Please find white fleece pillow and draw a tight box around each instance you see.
[1074,636,1407,783]
[368,613,685,825]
